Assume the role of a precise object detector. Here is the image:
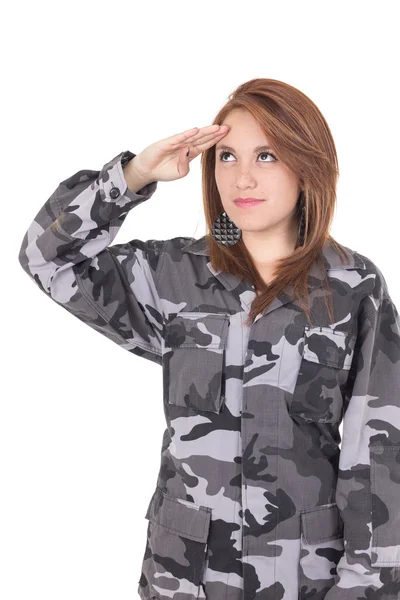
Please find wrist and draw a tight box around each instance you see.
[122,159,152,194]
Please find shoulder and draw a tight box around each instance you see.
[327,238,392,307]
[329,238,388,295]
[351,248,390,299]
[123,236,194,258]
[344,246,399,327]
[154,236,199,268]
[167,236,197,252]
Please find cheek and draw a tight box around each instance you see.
[268,174,300,203]
[214,168,230,191]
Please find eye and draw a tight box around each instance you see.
[218,150,277,163]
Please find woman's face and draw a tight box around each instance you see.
[214,108,301,244]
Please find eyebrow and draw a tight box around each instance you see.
[215,144,274,152]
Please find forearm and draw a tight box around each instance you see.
[18,150,157,295]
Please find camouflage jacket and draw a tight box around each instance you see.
[18,150,400,600]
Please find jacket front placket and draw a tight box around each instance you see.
[206,256,328,596]
[181,236,358,596]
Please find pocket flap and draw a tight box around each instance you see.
[145,487,212,543]
[165,312,229,349]
[300,503,343,544]
[303,326,356,369]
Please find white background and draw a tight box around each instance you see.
[3,1,400,598]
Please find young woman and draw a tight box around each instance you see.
[18,78,400,600]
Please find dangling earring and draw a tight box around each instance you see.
[297,192,307,247]
[211,211,242,247]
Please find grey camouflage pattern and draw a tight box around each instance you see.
[18,150,400,599]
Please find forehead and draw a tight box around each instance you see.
[215,143,274,152]
[216,112,272,151]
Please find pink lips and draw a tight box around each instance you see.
[234,199,265,208]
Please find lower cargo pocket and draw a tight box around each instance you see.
[137,487,212,600]
[298,503,344,598]
[370,444,400,566]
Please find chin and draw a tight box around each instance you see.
[238,224,272,234]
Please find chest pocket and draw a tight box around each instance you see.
[163,312,230,414]
[290,325,357,423]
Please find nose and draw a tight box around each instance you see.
[235,172,257,188]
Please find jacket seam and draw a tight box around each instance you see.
[154,239,169,288]
[153,239,169,340]
[107,242,163,356]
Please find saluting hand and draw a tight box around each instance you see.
[130,124,231,184]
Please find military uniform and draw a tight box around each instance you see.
[18,150,400,599]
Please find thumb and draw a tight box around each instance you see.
[177,146,191,178]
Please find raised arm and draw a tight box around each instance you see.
[18,125,230,364]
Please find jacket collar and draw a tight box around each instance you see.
[181,235,365,271]
[181,235,365,317]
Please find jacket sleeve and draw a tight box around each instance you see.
[18,150,166,366]
[325,269,400,599]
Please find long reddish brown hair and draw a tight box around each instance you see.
[200,78,352,327]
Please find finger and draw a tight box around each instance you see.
[191,128,230,149]
[168,125,229,148]
[187,132,228,158]
[186,125,230,145]
[188,129,228,149]
[183,131,230,159]
[159,127,199,148]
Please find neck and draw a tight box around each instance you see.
[241,224,298,268]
